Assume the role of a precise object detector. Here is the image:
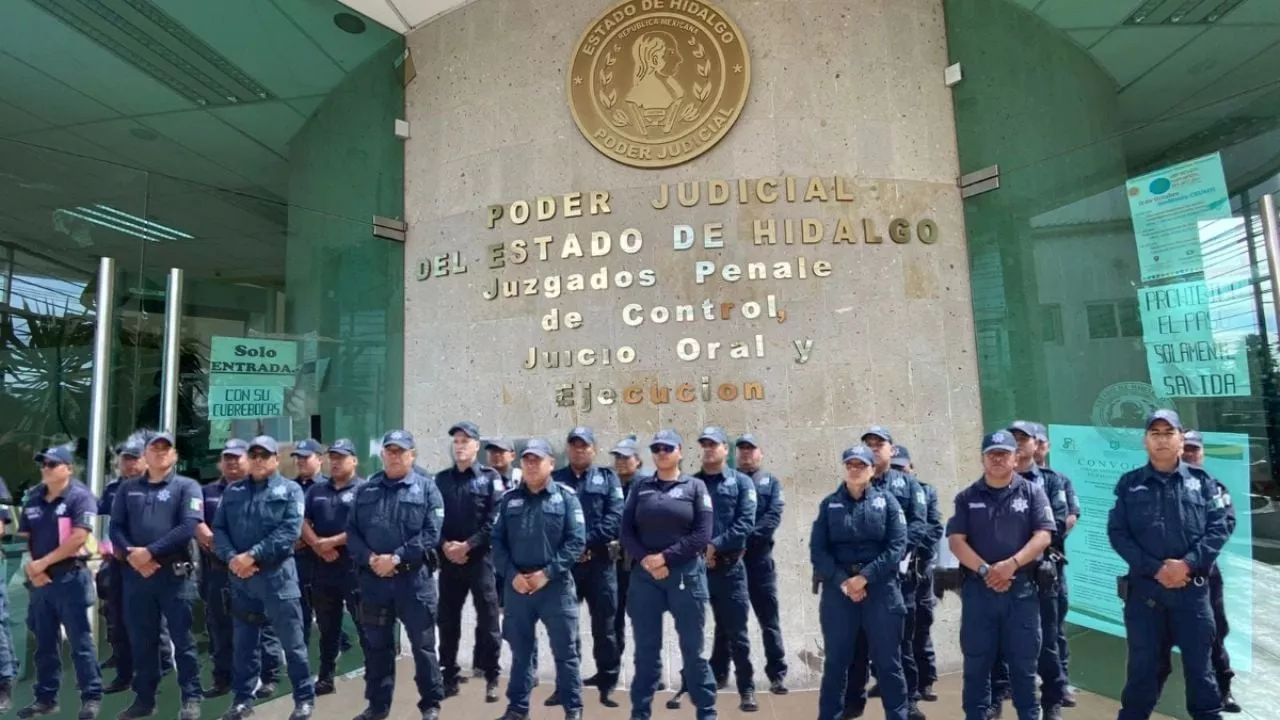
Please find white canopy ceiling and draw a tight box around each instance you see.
[334,0,474,33]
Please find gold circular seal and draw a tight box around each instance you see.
[567,0,751,169]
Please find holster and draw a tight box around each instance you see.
[221,587,232,614]
[932,566,965,599]
[607,541,622,562]
[714,550,744,566]
[1116,576,1129,601]
[359,602,394,627]
[1035,559,1059,595]
[811,572,821,595]
[425,549,439,573]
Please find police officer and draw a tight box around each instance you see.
[893,446,943,703]
[302,438,367,695]
[550,426,624,707]
[109,431,205,720]
[17,444,103,720]
[1006,421,1069,719]
[347,430,445,720]
[1175,430,1240,714]
[1108,411,1229,720]
[435,421,502,702]
[493,438,587,720]
[485,438,521,489]
[197,439,284,700]
[847,427,928,720]
[212,435,315,720]
[609,436,649,660]
[291,438,324,647]
[620,429,718,720]
[812,445,909,720]
[947,431,1054,720]
[0,474,14,713]
[1032,423,1079,708]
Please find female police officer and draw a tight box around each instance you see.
[811,445,908,720]
[619,429,718,720]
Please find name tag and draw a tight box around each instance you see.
[508,498,524,508]
[828,502,844,508]
[968,502,986,508]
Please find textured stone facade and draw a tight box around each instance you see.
[404,0,979,688]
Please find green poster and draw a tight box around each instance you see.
[1126,153,1231,282]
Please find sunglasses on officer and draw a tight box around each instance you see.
[649,444,676,454]
[247,450,274,460]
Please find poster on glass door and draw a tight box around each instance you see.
[1126,152,1231,282]
[1136,272,1253,398]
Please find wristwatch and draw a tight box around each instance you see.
[977,563,990,578]
[391,554,402,566]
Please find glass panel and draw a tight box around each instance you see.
[946,0,1280,715]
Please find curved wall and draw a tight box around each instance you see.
[404,0,979,685]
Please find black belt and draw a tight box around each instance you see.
[713,550,744,566]
[515,565,545,574]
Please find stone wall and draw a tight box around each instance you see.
[403,0,980,688]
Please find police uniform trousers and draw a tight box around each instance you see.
[98,558,175,684]
[200,557,283,688]
[503,573,582,714]
[1155,566,1231,698]
[821,580,908,720]
[627,559,717,720]
[1035,572,1069,709]
[228,572,315,707]
[1119,576,1222,720]
[614,559,631,657]
[122,563,203,706]
[437,554,500,684]
[311,553,368,682]
[296,552,315,648]
[0,572,15,688]
[707,558,754,692]
[847,569,918,707]
[1056,573,1070,677]
[712,540,785,684]
[913,566,938,689]
[358,566,444,713]
[28,564,102,703]
[960,574,1041,720]
[572,550,621,688]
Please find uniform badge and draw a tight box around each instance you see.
[509,498,525,508]
[670,487,684,499]
[611,487,623,499]
[573,509,585,524]
[341,491,354,504]
[1183,477,1200,494]
[408,483,422,497]
[433,507,445,517]
[1043,506,1055,522]
[1011,497,1028,513]
[872,496,886,510]
[55,502,66,516]
[702,493,713,509]
[157,489,170,502]
[892,477,905,490]
[915,489,925,506]
[1055,490,1066,504]
[550,494,563,505]
[271,485,286,498]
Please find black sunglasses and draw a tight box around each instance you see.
[247,451,274,460]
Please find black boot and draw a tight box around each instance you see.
[544,691,561,707]
[600,687,619,708]
[1223,692,1242,713]
[908,701,926,720]
[919,685,937,702]
[315,678,336,696]
[740,688,759,712]
[485,680,500,703]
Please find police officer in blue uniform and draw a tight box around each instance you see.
[892,446,943,703]
[812,445,909,720]
[1175,430,1240,714]
[1108,411,1229,720]
[484,438,519,621]
[302,438,367,695]
[693,426,758,711]
[0,474,15,713]
[17,444,103,720]
[197,438,284,700]
[109,431,205,720]
[1032,423,1079,709]
[435,421,503,702]
[723,433,787,695]
[947,431,1055,720]
[847,427,929,720]
[609,436,649,661]
[550,426,624,707]
[620,429,718,720]
[493,438,587,720]
[290,438,324,648]
[347,430,445,720]
[212,435,315,720]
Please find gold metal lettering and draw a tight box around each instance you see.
[918,219,939,244]
[890,218,911,244]
[804,177,828,202]
[744,382,764,400]
[757,178,778,203]
[564,192,583,218]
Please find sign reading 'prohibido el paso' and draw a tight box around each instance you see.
[567,0,750,169]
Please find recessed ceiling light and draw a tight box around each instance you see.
[334,12,367,34]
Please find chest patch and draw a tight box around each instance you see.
[157,489,171,502]
[892,477,905,490]
[872,496,886,510]
[1011,497,1028,513]
[670,487,685,499]
[341,491,354,504]
[271,485,286,498]
[1184,477,1200,494]
[55,503,67,516]
[508,498,525,508]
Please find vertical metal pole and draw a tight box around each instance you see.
[87,257,116,640]
[1260,195,1280,335]
[160,268,183,434]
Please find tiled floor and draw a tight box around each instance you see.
[250,668,1176,720]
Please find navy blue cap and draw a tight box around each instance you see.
[1033,423,1049,443]
[890,444,911,469]
[448,421,480,440]
[982,431,1016,454]
[328,438,356,456]
[567,426,596,445]
[34,444,74,466]
[221,439,248,457]
[484,437,514,452]
[698,426,728,445]
[860,425,894,443]
[1007,420,1038,438]
[842,445,875,466]
[522,438,554,459]
[1184,430,1204,448]
[148,431,176,448]
[117,439,145,458]
[735,433,759,448]
[1146,409,1182,431]
[650,429,683,451]
[248,436,279,455]
[291,438,323,457]
[382,430,416,450]
[611,438,639,457]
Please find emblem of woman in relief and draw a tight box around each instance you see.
[625,31,687,135]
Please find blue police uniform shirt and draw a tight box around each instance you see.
[292,474,320,559]
[874,468,929,555]
[492,480,586,581]
[915,480,944,562]
[306,476,365,538]
[19,481,97,560]
[0,476,13,525]
[202,478,232,525]
[694,468,757,553]
[99,476,126,517]
[347,469,444,568]
[109,470,204,558]
[620,474,713,567]
[435,463,502,552]
[747,470,784,543]
[551,464,624,550]
[810,483,907,587]
[1106,461,1229,578]
[946,476,1055,565]
[212,472,306,577]
[1018,466,1069,540]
